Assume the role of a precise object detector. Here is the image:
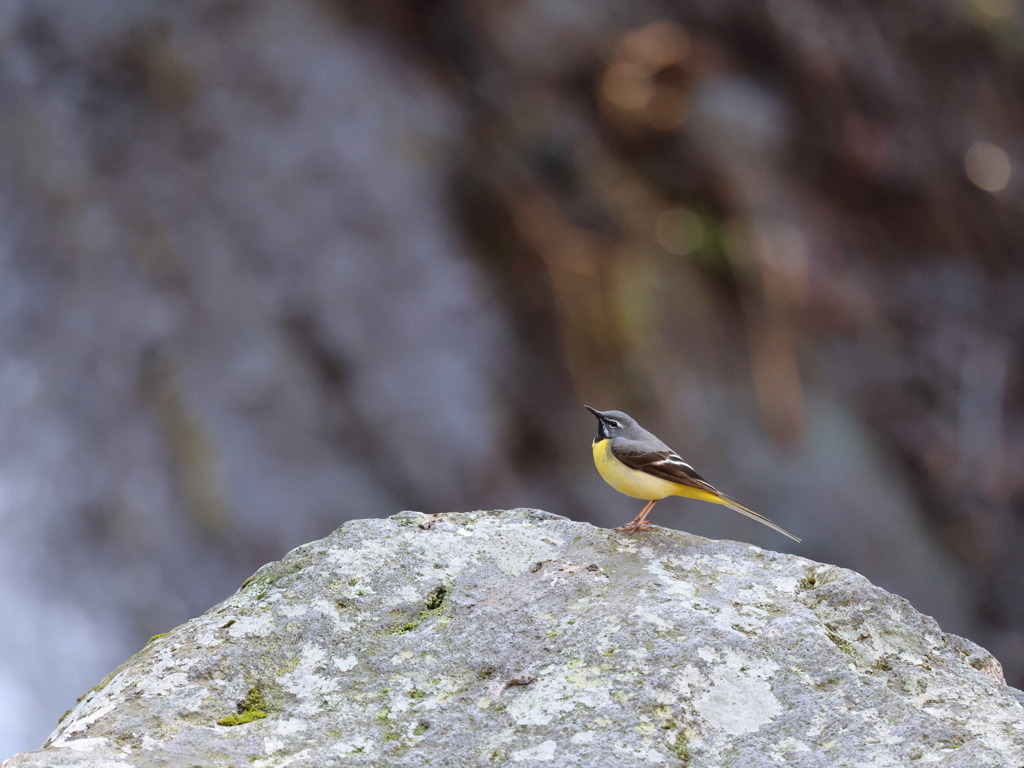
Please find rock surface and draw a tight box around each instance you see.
[6,509,1023,767]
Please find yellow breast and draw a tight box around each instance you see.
[591,438,680,500]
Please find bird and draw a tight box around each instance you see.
[585,406,800,541]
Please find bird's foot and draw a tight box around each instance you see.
[615,519,653,533]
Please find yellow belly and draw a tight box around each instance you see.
[592,439,678,500]
[592,439,724,504]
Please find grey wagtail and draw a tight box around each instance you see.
[585,406,800,541]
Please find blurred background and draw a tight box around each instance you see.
[2,0,1023,757]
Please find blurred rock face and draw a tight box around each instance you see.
[1,0,1023,758]
[0,1,513,754]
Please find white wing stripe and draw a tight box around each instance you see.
[649,454,696,472]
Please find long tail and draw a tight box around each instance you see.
[718,495,801,543]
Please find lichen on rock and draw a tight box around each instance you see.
[3,509,1022,767]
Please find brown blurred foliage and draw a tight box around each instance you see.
[343,0,1024,674]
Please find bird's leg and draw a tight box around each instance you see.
[616,499,658,533]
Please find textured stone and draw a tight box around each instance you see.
[5,510,1023,767]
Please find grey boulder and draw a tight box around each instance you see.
[5,509,1023,767]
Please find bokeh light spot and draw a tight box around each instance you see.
[599,20,695,132]
[601,61,654,111]
[964,141,1012,192]
[655,207,705,255]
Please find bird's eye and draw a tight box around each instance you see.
[606,420,619,429]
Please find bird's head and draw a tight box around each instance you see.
[584,406,637,441]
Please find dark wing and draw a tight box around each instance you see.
[610,443,723,496]
[612,438,802,542]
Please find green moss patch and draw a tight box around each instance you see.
[217,687,268,726]
[671,730,691,763]
[388,586,449,634]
